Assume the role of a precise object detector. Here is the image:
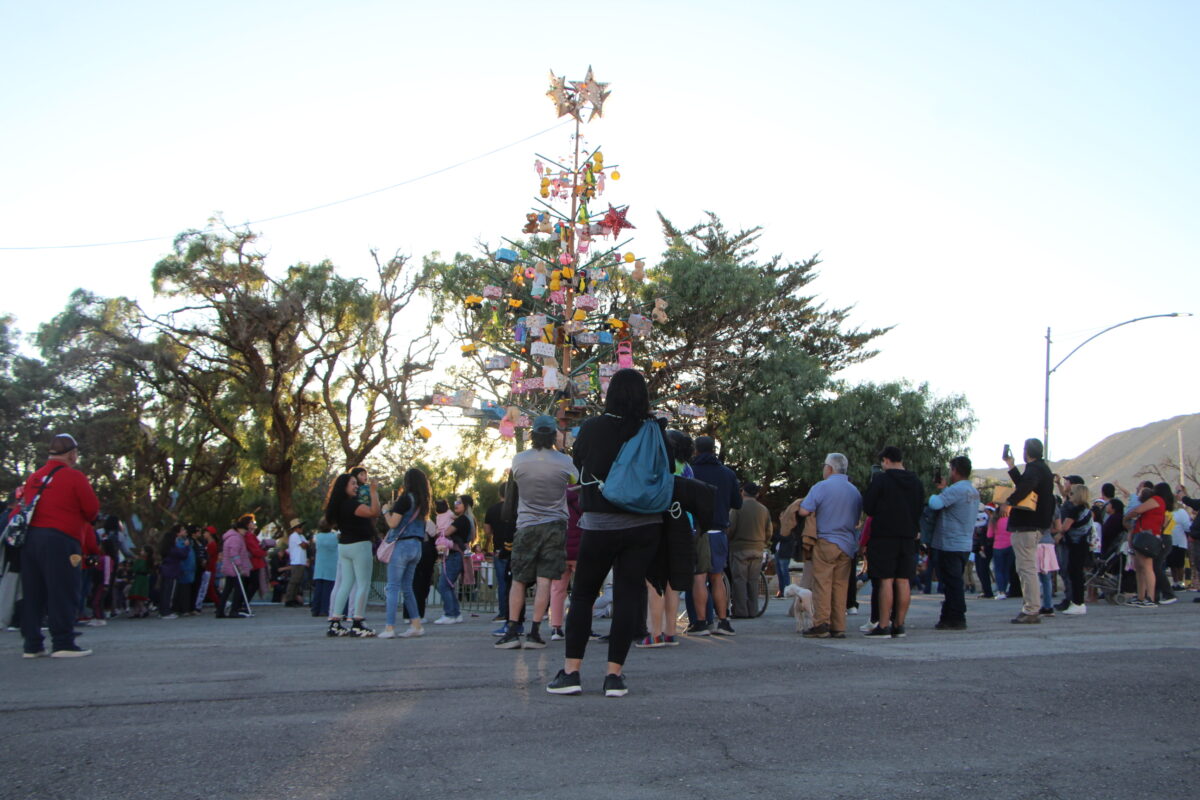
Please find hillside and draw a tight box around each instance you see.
[975,412,1199,491]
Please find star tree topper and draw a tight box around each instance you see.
[571,66,611,121]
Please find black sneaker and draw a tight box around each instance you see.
[714,618,736,636]
[1054,600,1070,612]
[1038,607,1055,616]
[326,621,347,637]
[828,630,846,639]
[49,646,93,658]
[934,620,967,630]
[350,620,376,637]
[523,629,546,649]
[550,626,565,641]
[685,621,710,636]
[494,629,522,649]
[546,669,582,695]
[802,623,831,638]
[1159,597,1178,606]
[603,673,628,698]
[864,625,892,638]
[891,624,907,638]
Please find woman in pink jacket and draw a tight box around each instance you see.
[217,516,253,618]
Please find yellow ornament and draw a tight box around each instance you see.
[561,266,574,279]
[573,309,587,321]
[611,170,620,180]
[623,252,635,263]
[416,426,432,440]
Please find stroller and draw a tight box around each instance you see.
[1083,530,1132,605]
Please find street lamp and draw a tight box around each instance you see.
[1043,312,1192,461]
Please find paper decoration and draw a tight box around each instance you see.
[527,313,547,330]
[483,286,502,300]
[576,294,598,310]
[531,341,557,358]
[523,377,544,390]
[549,290,566,305]
[575,332,599,345]
[484,355,512,370]
[617,341,633,369]
[677,403,706,418]
[453,390,475,408]
[543,367,560,389]
[496,248,518,264]
[599,363,619,377]
[430,393,454,406]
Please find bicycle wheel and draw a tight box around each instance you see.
[755,572,769,617]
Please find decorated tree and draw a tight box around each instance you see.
[426,68,696,444]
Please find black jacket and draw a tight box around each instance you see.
[1007,459,1055,530]
[862,469,924,539]
[572,413,669,515]
[648,476,714,594]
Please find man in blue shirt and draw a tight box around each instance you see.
[928,456,980,631]
[798,453,862,638]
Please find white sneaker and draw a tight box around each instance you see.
[847,606,859,615]
[378,628,397,639]
[433,615,459,625]
[399,626,424,638]
[1063,603,1086,615]
[859,621,876,633]
[160,614,178,620]
[86,619,107,627]
[446,615,463,624]
[994,593,1007,600]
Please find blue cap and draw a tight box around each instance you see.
[531,415,558,434]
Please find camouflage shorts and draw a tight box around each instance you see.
[510,520,567,585]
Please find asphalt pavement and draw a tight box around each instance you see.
[2,589,1198,800]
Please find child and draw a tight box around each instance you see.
[1036,529,1060,615]
[129,545,154,618]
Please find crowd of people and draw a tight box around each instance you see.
[4,375,1197,701]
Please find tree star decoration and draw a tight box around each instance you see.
[570,66,611,121]
[547,70,581,122]
[601,204,635,236]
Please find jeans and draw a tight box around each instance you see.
[775,555,791,593]
[438,551,463,617]
[310,578,334,617]
[20,527,82,653]
[330,541,373,619]
[494,555,511,619]
[974,547,993,596]
[385,539,423,627]
[936,549,969,623]
[1152,535,1175,602]
[413,541,436,619]
[992,546,1014,594]
[1038,572,1054,610]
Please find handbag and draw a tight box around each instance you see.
[1,465,67,548]
[377,501,419,564]
[1130,530,1163,559]
[1013,491,1038,512]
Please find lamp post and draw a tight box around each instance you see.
[1043,312,1192,461]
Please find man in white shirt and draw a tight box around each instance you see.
[284,519,310,608]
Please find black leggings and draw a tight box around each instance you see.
[1067,539,1089,606]
[566,524,661,667]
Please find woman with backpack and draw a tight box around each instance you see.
[433,494,474,624]
[379,468,432,639]
[548,368,669,699]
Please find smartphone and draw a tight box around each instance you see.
[933,469,943,485]
[1002,444,1012,461]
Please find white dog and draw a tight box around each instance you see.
[783,584,814,632]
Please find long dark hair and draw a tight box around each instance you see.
[401,468,432,518]
[324,473,354,527]
[604,368,651,441]
[1153,482,1175,512]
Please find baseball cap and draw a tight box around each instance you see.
[531,415,558,434]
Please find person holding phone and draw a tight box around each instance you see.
[1002,439,1055,623]
[323,470,380,637]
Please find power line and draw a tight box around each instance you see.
[0,121,569,251]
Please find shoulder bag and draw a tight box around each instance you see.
[1,465,68,548]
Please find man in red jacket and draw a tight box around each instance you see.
[20,434,100,658]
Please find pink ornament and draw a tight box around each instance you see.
[558,253,573,265]
[617,341,633,369]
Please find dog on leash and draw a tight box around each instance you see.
[783,584,814,632]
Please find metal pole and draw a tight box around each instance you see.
[1043,326,1051,461]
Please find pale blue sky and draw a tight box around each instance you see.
[2,1,1197,468]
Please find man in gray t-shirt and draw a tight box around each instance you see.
[495,416,578,650]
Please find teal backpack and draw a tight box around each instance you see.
[594,419,674,515]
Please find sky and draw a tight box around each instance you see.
[2,0,1197,471]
